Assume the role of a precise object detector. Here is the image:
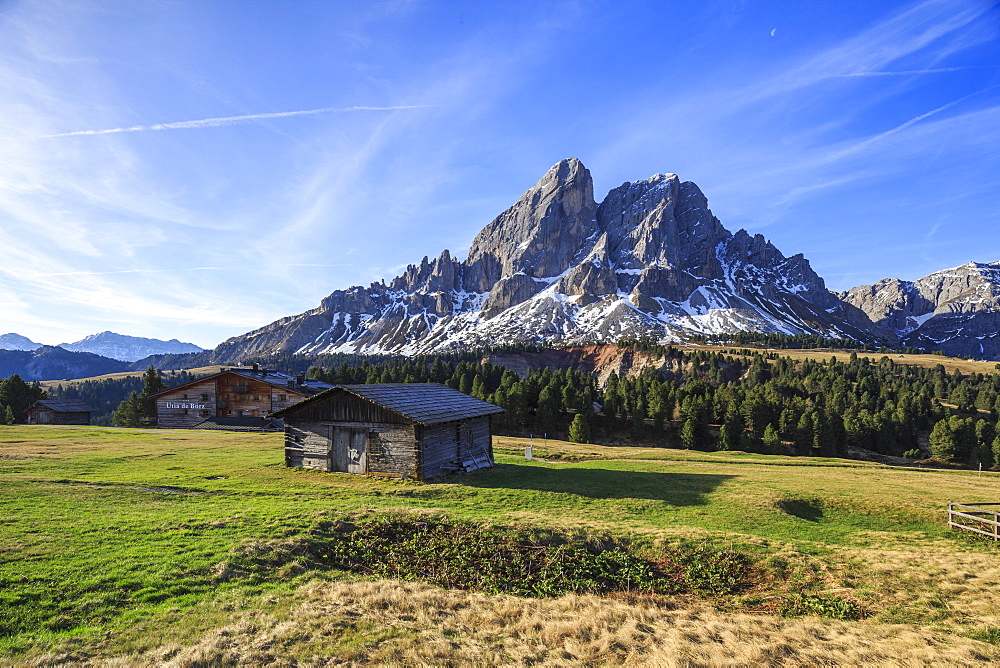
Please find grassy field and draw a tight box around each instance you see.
[3,426,1000,665]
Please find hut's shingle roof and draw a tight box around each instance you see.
[31,399,93,413]
[271,383,505,425]
[191,416,282,432]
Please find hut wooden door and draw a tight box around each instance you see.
[330,426,367,474]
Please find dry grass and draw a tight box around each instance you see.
[695,345,999,375]
[36,365,226,390]
[32,579,998,667]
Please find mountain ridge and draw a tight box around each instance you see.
[840,260,1000,360]
[210,158,884,362]
[58,331,205,362]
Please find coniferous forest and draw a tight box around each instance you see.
[305,342,1000,467]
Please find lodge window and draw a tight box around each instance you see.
[253,395,260,401]
[200,410,210,417]
[200,394,209,401]
[278,394,287,402]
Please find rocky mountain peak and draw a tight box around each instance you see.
[466,158,597,287]
[0,333,42,351]
[210,158,893,361]
[839,260,1000,359]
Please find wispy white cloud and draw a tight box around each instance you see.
[831,66,976,77]
[30,264,355,278]
[3,105,432,140]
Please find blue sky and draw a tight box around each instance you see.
[0,0,997,349]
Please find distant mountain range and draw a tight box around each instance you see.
[0,331,204,362]
[57,331,204,362]
[208,158,1000,362]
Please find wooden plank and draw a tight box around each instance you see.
[332,427,350,472]
[949,521,1000,540]
[347,428,367,474]
[953,504,1000,514]
[319,421,398,430]
[949,510,1000,527]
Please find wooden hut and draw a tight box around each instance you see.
[270,384,505,479]
[28,400,93,425]
[149,366,332,429]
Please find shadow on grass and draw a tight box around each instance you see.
[454,463,734,506]
[775,498,825,522]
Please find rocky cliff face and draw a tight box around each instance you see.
[840,262,1000,359]
[212,158,884,361]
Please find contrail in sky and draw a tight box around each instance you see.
[14,105,430,139]
[32,264,353,277]
[834,67,973,78]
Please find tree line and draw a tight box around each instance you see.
[0,375,46,424]
[307,345,1000,467]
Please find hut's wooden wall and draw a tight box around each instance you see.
[421,422,460,478]
[284,420,418,476]
[155,378,216,428]
[420,416,492,478]
[462,416,493,461]
[368,424,419,477]
[32,409,90,425]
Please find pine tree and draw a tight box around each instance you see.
[718,409,743,452]
[680,418,697,450]
[470,375,486,400]
[536,385,561,436]
[929,418,954,459]
[762,423,781,453]
[568,413,590,444]
[796,411,814,450]
[0,404,13,425]
[112,391,145,427]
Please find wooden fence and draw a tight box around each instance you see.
[948,503,1000,541]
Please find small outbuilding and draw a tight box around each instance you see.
[270,383,505,479]
[28,400,93,426]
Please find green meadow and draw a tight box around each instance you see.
[3,426,1000,664]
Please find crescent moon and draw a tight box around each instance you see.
[770,28,777,37]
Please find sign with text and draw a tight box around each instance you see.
[165,402,207,409]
